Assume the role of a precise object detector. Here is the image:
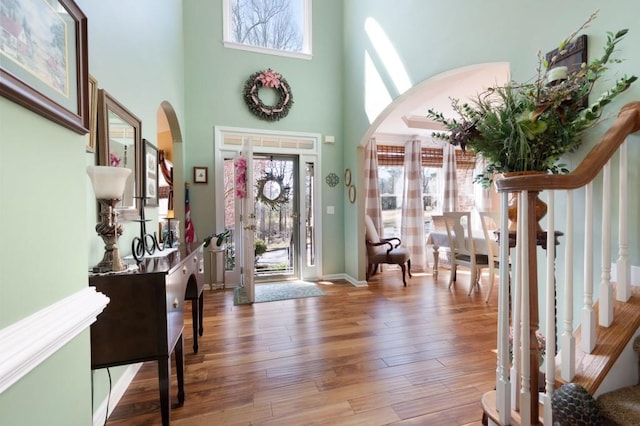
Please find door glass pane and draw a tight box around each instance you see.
[304,162,315,266]
[223,158,237,271]
[253,156,297,280]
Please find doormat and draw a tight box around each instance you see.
[233,281,326,305]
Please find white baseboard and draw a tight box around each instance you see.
[92,363,142,426]
[321,273,367,287]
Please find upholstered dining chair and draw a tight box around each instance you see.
[443,211,491,295]
[364,215,412,286]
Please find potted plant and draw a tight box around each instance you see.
[426,11,637,189]
[203,230,230,248]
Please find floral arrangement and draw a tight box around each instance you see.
[235,155,247,199]
[426,11,637,187]
[109,152,121,167]
[243,68,293,122]
[203,229,230,247]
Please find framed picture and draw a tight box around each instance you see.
[0,0,89,134]
[143,139,159,207]
[546,34,588,106]
[86,75,98,152]
[194,166,208,184]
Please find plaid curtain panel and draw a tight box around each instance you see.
[364,138,383,236]
[401,139,426,271]
[442,144,458,212]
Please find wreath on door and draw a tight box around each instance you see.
[243,69,293,122]
[256,171,291,210]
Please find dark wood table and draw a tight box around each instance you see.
[89,243,204,425]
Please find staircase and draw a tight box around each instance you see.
[481,101,640,425]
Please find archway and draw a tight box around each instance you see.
[157,101,185,243]
[355,63,510,281]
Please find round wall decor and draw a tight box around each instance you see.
[243,69,293,122]
[325,172,340,187]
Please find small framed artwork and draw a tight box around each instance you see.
[546,34,588,106]
[194,166,208,184]
[0,0,89,134]
[143,139,159,206]
[86,75,98,153]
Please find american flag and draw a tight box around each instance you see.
[185,183,197,244]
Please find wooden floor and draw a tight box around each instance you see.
[106,268,500,425]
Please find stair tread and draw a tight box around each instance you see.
[559,286,640,395]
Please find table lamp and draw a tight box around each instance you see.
[87,165,132,273]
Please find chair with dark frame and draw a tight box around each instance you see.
[364,215,412,286]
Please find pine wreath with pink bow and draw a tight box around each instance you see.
[243,68,293,122]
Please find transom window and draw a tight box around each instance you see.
[223,0,312,59]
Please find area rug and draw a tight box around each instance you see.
[233,281,325,305]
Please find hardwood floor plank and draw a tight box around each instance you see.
[107,270,500,425]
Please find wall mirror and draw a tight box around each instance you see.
[97,89,142,218]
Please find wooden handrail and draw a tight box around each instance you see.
[495,102,640,193]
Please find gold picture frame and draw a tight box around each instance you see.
[86,75,98,152]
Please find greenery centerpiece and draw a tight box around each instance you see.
[426,12,637,188]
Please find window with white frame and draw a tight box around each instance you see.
[223,0,312,59]
[377,145,476,237]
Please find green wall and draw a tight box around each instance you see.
[0,0,184,424]
[182,0,345,276]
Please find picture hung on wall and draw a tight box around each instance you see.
[0,0,89,134]
[144,139,159,207]
[194,166,208,184]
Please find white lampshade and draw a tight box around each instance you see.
[87,165,132,199]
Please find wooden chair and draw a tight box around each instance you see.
[427,215,452,279]
[364,215,412,286]
[478,211,504,303]
[443,211,491,295]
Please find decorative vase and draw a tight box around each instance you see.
[503,171,548,232]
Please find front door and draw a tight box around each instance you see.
[252,154,299,281]
[215,127,321,292]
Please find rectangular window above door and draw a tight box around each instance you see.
[222,0,312,59]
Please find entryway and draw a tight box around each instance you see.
[214,127,322,302]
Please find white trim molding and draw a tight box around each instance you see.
[0,287,110,394]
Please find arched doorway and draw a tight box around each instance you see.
[157,101,184,243]
[355,63,510,281]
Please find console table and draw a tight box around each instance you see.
[89,243,204,426]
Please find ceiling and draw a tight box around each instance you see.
[372,62,511,145]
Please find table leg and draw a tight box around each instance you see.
[191,298,199,353]
[198,292,204,336]
[175,334,185,405]
[158,356,171,426]
[432,244,440,280]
